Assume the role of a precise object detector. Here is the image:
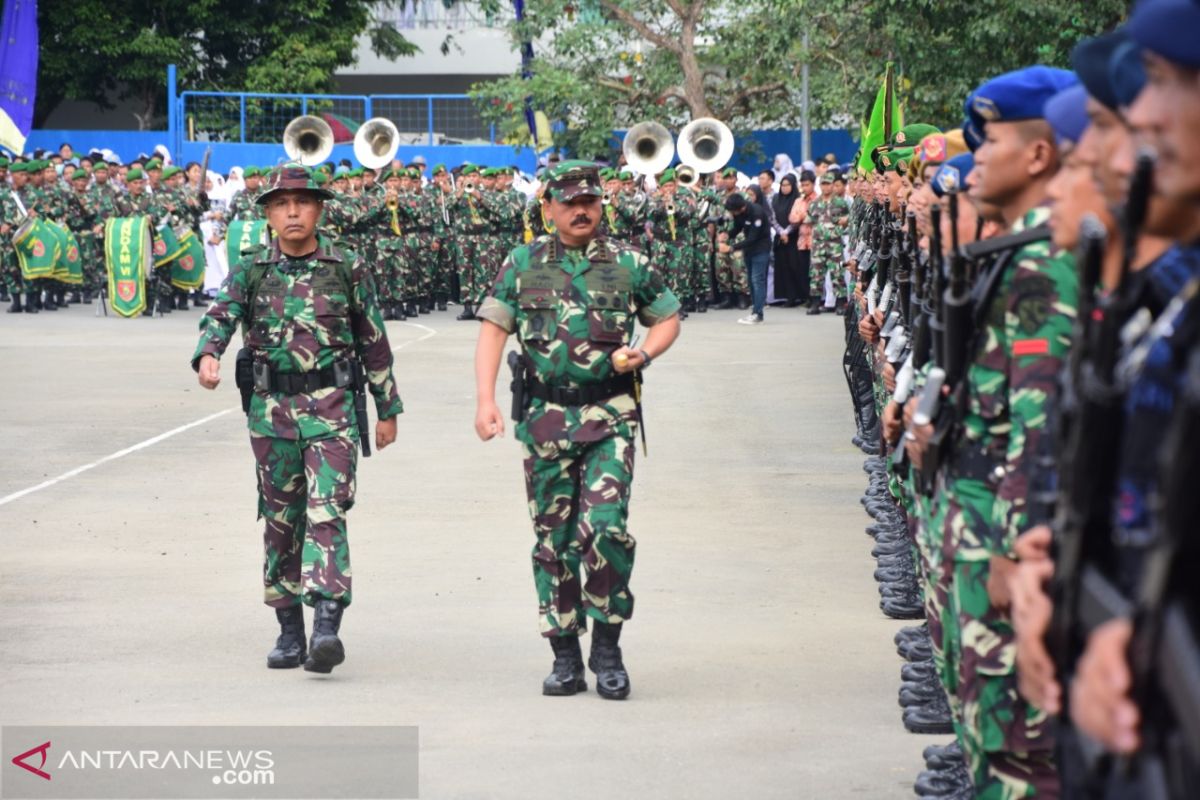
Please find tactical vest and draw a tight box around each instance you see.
[516,236,635,349]
[241,245,357,350]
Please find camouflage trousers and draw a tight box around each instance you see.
[251,430,357,609]
[691,236,713,298]
[715,249,749,294]
[522,433,637,637]
[433,240,455,297]
[2,250,32,294]
[810,244,841,301]
[651,239,689,300]
[937,476,1059,798]
[456,235,492,305]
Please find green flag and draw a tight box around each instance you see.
[856,63,904,174]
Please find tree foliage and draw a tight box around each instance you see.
[36,0,419,129]
[469,0,1129,158]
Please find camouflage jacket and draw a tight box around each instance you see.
[114,190,155,221]
[64,187,101,235]
[227,189,263,222]
[949,205,1078,559]
[192,236,404,440]
[810,195,850,247]
[38,181,71,223]
[478,234,680,445]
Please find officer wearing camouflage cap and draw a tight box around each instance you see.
[192,163,403,676]
[473,159,681,700]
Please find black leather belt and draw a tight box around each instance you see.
[526,374,635,405]
[268,365,344,395]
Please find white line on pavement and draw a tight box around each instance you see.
[0,321,439,508]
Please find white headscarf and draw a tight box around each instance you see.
[772,153,795,183]
[225,166,245,200]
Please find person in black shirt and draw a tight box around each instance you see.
[722,192,771,325]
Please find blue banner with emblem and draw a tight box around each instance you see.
[0,0,38,155]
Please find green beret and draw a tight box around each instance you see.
[126,167,146,181]
[145,158,162,171]
[431,163,447,175]
[461,164,479,176]
[377,168,395,181]
[0,158,9,168]
[162,165,182,180]
[92,162,109,173]
[319,162,335,175]
[8,161,23,173]
[598,167,615,180]
[243,166,259,178]
[659,167,677,183]
[406,168,420,179]
[313,171,329,186]
[880,147,915,174]
[720,167,737,178]
[890,124,941,148]
[70,168,89,181]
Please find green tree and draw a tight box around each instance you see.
[36,0,419,129]
[469,0,1128,158]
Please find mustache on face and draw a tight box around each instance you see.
[571,214,591,225]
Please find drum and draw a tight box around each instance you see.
[105,216,153,318]
[225,219,269,268]
[169,228,207,291]
[153,223,185,267]
[48,223,83,285]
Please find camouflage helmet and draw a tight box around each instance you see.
[256,162,335,205]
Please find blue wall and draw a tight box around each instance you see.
[25,127,855,177]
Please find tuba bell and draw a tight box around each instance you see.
[283,116,335,166]
[353,117,400,169]
[622,121,675,177]
[675,164,699,188]
[677,117,734,175]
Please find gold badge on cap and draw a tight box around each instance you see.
[972,96,1001,121]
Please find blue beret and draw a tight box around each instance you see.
[1044,85,1091,147]
[961,116,984,152]
[1125,0,1200,68]
[931,154,975,198]
[1072,32,1126,111]
[966,66,1079,133]
[1109,41,1148,108]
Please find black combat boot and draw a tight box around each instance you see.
[0,286,7,302]
[303,599,346,674]
[69,290,83,304]
[695,297,708,313]
[806,297,821,315]
[900,658,937,684]
[175,290,190,310]
[713,292,735,310]
[158,294,172,314]
[900,636,934,664]
[82,289,93,304]
[42,288,57,311]
[6,293,22,313]
[899,671,945,707]
[266,605,307,669]
[914,758,971,796]
[588,621,630,700]
[543,635,587,696]
[895,622,929,650]
[24,291,38,313]
[405,300,419,318]
[682,298,696,313]
[903,689,955,734]
[419,295,432,314]
[922,740,964,772]
[56,287,68,308]
[456,303,476,321]
[435,292,448,311]
[736,293,751,310]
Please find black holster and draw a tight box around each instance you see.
[508,351,529,423]
[234,347,254,415]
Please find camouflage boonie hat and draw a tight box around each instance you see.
[545,159,603,201]
[256,162,335,204]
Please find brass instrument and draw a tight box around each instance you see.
[602,191,613,205]
[283,116,335,166]
[353,118,400,170]
[675,164,699,188]
[677,117,735,175]
[622,121,675,176]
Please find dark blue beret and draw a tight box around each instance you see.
[931,154,975,198]
[966,66,1079,133]
[961,115,984,152]
[1109,41,1148,108]
[1072,32,1126,110]
[1125,0,1200,68]
[1044,85,1091,147]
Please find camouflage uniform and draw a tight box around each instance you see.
[227,187,264,221]
[808,187,850,303]
[477,234,680,636]
[714,194,749,297]
[65,183,102,295]
[938,205,1076,798]
[451,187,490,306]
[646,191,694,304]
[192,236,403,608]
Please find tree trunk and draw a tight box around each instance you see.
[678,14,710,119]
[134,85,158,131]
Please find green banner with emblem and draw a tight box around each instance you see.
[169,228,206,290]
[49,223,84,286]
[226,219,269,267]
[105,216,151,318]
[13,217,58,279]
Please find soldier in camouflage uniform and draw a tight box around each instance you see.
[227,167,265,221]
[192,163,402,675]
[807,172,851,314]
[65,168,103,303]
[645,169,694,318]
[451,164,489,319]
[428,164,454,311]
[713,168,750,308]
[907,68,1077,799]
[474,160,681,700]
[1,161,35,313]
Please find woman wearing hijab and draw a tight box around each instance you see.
[772,153,796,185]
[770,174,801,307]
[787,170,819,305]
[201,170,229,297]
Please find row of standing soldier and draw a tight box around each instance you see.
[840,7,1200,797]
